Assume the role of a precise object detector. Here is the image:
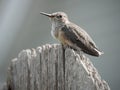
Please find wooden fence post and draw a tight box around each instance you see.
[6,44,110,90]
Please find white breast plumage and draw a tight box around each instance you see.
[51,22,61,39]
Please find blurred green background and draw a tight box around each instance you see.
[0,0,120,89]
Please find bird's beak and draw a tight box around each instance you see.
[40,12,54,18]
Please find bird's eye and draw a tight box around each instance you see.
[57,15,62,18]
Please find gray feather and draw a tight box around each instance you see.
[61,23,103,56]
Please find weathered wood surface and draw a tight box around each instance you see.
[6,44,110,90]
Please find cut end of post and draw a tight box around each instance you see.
[6,44,110,90]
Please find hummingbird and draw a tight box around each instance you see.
[40,12,104,57]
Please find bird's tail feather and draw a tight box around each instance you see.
[94,48,104,56]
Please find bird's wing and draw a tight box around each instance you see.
[72,23,97,48]
[61,23,97,51]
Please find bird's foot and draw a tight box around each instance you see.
[61,44,69,49]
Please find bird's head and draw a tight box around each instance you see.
[40,12,69,24]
